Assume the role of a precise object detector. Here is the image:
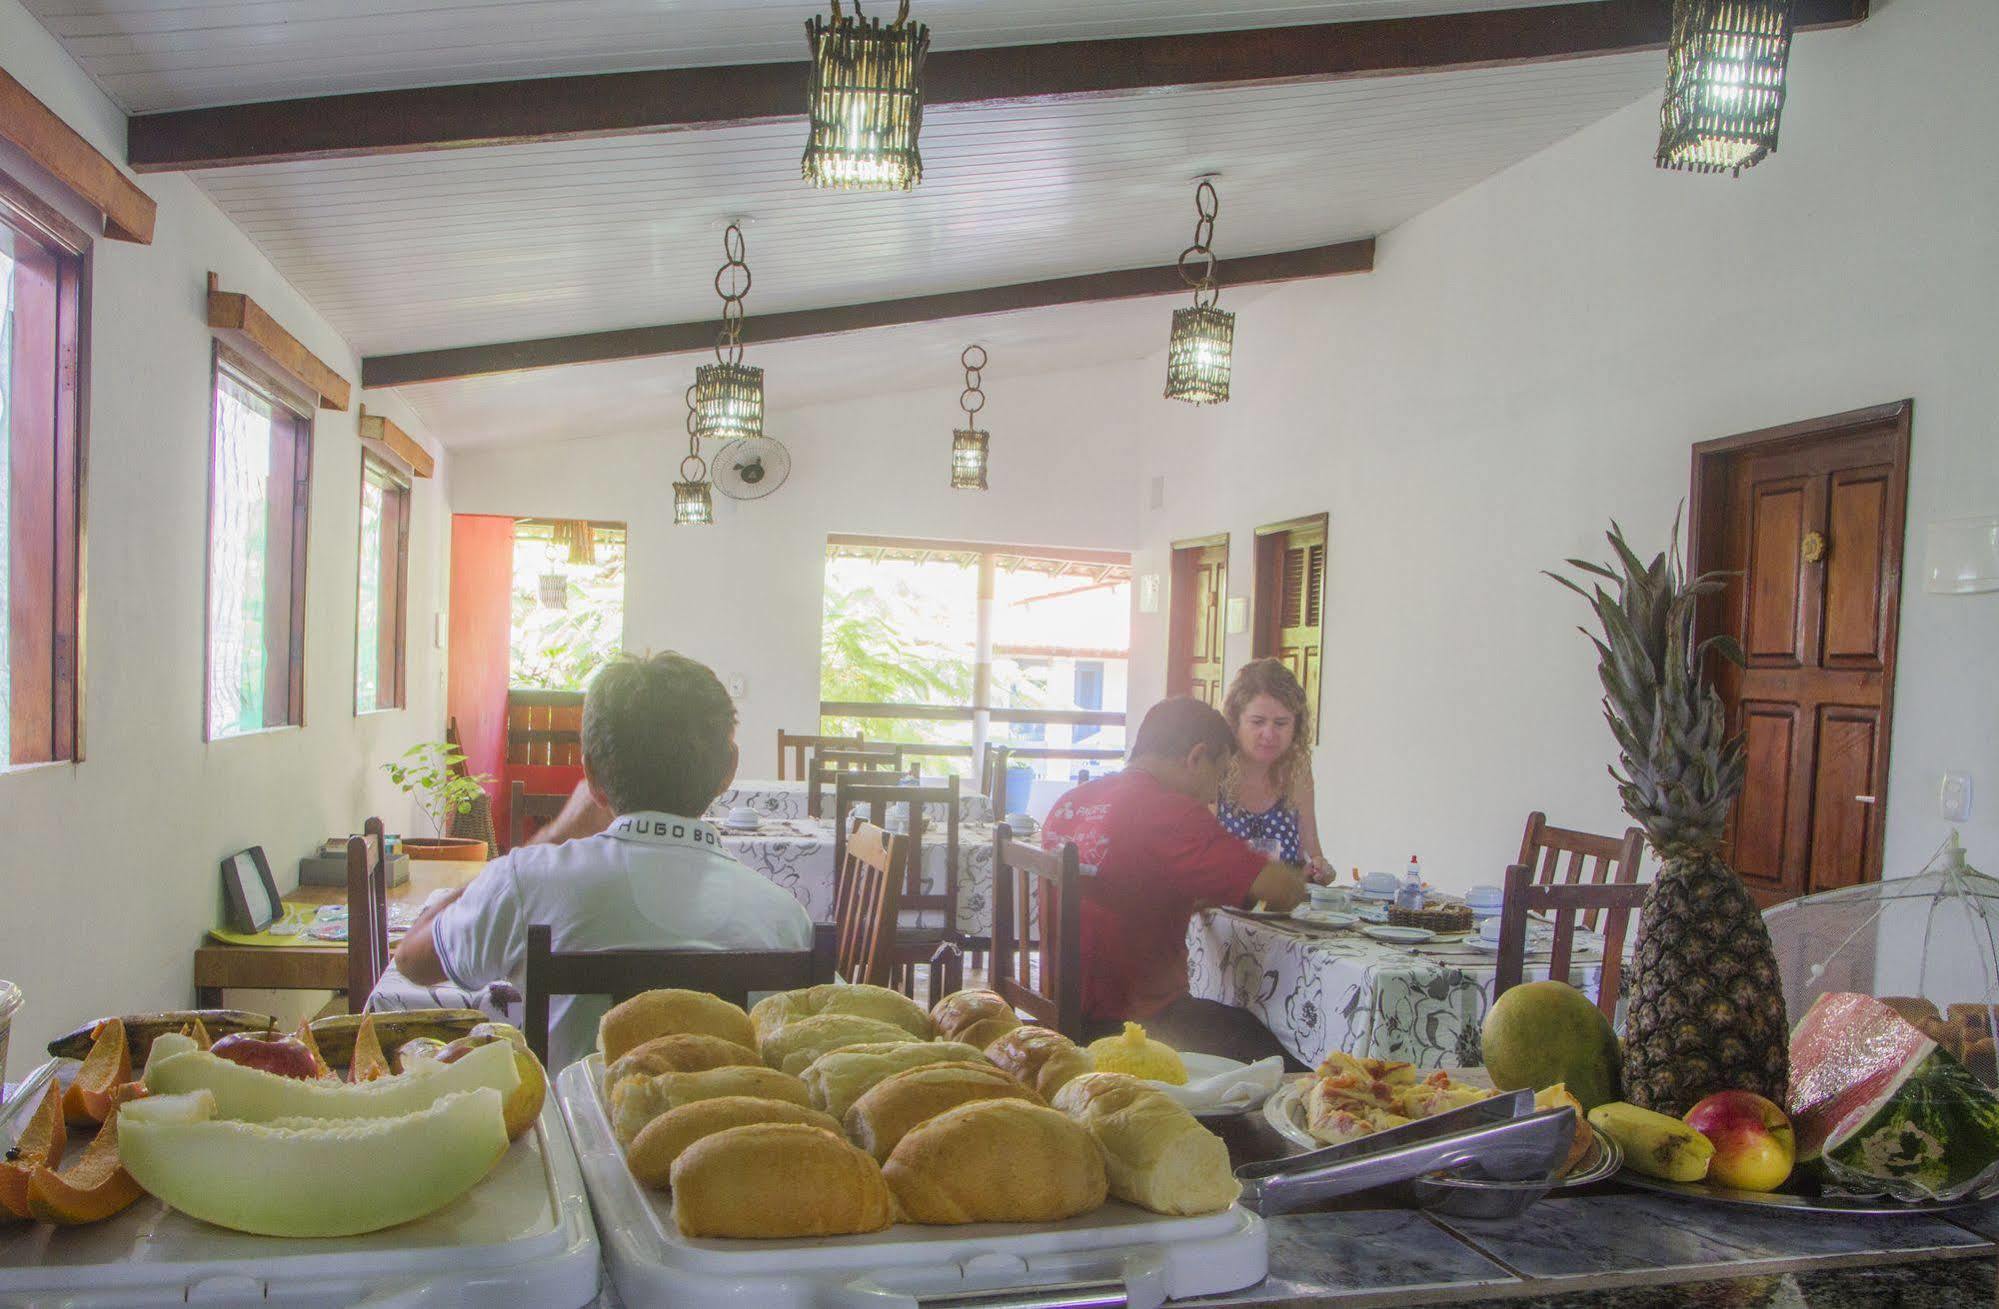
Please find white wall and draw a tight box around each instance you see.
[448,363,1147,768]
[0,0,453,1060]
[1128,0,1999,890]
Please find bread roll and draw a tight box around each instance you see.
[749,984,932,1043]
[605,1033,761,1102]
[883,1099,1106,1225]
[1051,1073,1240,1216]
[670,1123,894,1238]
[599,989,756,1063]
[611,1065,810,1148]
[930,989,1021,1051]
[985,1026,1093,1100]
[801,1042,989,1120]
[845,1062,1044,1162]
[759,1013,919,1076]
[627,1095,843,1190]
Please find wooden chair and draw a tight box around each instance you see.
[807,744,907,818]
[509,778,570,850]
[836,774,964,1007]
[980,741,1011,816]
[522,922,839,1068]
[1517,811,1646,930]
[1494,863,1648,1026]
[345,817,389,1013]
[991,825,1085,1040]
[833,820,910,989]
[778,730,862,782]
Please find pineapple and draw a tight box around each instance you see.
[1551,516,1788,1115]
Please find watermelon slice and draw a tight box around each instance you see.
[1789,992,1999,1202]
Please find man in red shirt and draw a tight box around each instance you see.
[1041,697,1308,1062]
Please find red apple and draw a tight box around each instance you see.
[1684,1090,1795,1192]
[210,1032,322,1081]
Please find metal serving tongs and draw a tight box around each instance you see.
[1234,1089,1574,1216]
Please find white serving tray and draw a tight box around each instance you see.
[557,1056,1266,1309]
[0,1060,600,1309]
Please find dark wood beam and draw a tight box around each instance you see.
[128,0,1868,173]
[361,239,1374,387]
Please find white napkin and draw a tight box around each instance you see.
[1150,1056,1285,1113]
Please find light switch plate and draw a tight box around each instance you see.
[1942,773,1972,821]
[727,673,748,699]
[1225,596,1249,634]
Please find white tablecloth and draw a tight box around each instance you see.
[709,779,992,826]
[1185,910,1602,1070]
[720,818,997,939]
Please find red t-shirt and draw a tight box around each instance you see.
[1040,769,1267,1021]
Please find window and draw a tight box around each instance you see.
[356,452,410,712]
[1073,662,1104,743]
[1252,514,1327,744]
[510,519,625,690]
[206,354,312,739]
[1,177,85,766]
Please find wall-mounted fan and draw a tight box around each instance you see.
[714,436,791,501]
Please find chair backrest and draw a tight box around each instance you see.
[508,778,571,850]
[835,774,960,919]
[778,730,863,781]
[991,824,1085,1039]
[807,743,907,817]
[345,817,389,1013]
[833,820,908,988]
[980,742,1011,816]
[1516,811,1646,931]
[1493,863,1648,1026]
[522,921,839,1066]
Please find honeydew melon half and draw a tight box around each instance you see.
[142,1033,518,1121]
[118,1087,509,1237]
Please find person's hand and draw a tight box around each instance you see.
[1304,857,1333,886]
[1249,859,1310,913]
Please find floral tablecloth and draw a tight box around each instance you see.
[1186,909,1603,1070]
[721,818,997,939]
[709,779,992,826]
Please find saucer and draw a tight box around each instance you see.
[1362,924,1436,944]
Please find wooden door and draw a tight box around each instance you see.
[1167,536,1228,707]
[1691,402,1912,904]
[1254,515,1328,741]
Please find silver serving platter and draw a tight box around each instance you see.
[1615,1169,1994,1215]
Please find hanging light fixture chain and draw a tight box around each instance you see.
[1177,179,1221,308]
[960,344,987,422]
[683,382,706,480]
[714,223,752,365]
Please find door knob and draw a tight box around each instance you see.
[1855,795,1877,804]
[1802,531,1828,563]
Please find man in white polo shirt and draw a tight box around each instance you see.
[393,651,812,1070]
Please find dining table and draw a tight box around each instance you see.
[719,816,1000,938]
[708,778,994,826]
[1186,906,1603,1071]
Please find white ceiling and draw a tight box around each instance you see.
[27,0,1587,113]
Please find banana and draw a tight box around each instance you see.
[47,1011,277,1064]
[307,1009,488,1069]
[1588,1101,1715,1182]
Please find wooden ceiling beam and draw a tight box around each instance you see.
[360,238,1374,387]
[127,0,1868,173]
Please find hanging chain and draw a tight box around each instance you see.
[1176,180,1221,309]
[713,223,752,366]
[682,382,706,482]
[959,344,987,425]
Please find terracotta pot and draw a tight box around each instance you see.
[402,836,489,862]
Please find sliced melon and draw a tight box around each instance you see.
[118,1087,508,1237]
[144,1036,518,1122]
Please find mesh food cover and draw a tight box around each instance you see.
[1764,833,1999,1202]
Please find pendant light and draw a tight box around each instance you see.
[692,224,764,442]
[950,344,989,491]
[803,0,930,191]
[673,384,715,527]
[1656,0,1795,175]
[1164,179,1234,406]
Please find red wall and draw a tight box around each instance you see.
[447,515,515,838]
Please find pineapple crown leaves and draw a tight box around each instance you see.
[1548,512,1747,856]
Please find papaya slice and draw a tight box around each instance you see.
[349,1014,391,1083]
[0,1083,68,1219]
[185,1017,214,1051]
[293,1019,333,1079]
[63,1019,132,1126]
[27,1107,143,1226]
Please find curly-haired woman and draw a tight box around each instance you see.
[1218,659,1330,880]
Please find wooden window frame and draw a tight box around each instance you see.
[356,450,410,714]
[1252,513,1329,744]
[2,165,89,767]
[203,346,313,741]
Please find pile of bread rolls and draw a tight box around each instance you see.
[596,985,1240,1239]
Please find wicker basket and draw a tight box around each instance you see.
[1387,902,1474,933]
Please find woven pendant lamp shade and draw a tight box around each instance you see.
[803,3,930,191]
[1165,305,1235,406]
[673,476,715,526]
[1656,0,1795,175]
[692,361,765,442]
[951,428,989,490]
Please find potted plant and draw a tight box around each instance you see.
[383,742,495,861]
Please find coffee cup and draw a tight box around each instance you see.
[1475,916,1503,945]
[1308,883,1349,910]
[1464,884,1504,909]
[1360,871,1399,895]
[726,806,760,828]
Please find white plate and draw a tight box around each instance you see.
[1290,907,1358,929]
[1361,924,1436,944]
[1262,1080,1319,1150]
